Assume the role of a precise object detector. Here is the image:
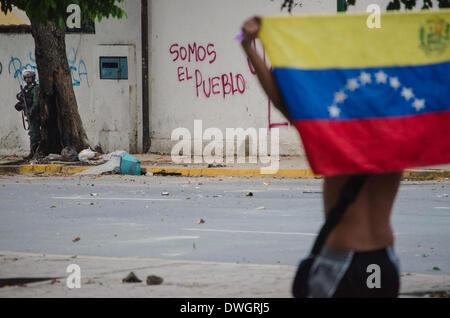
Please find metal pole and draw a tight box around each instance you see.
[141,0,150,153]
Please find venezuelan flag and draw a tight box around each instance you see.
[259,10,450,176]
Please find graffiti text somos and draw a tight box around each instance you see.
[170,42,245,99]
[170,43,216,64]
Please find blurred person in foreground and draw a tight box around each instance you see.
[241,16,401,298]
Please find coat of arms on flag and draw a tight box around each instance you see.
[258,9,450,176]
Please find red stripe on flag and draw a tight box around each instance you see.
[295,111,450,176]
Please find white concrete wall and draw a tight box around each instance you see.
[148,0,336,156]
[4,0,439,156]
[0,33,35,155]
[0,0,142,155]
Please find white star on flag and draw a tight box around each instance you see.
[359,72,372,85]
[328,105,341,118]
[412,99,425,111]
[346,79,359,91]
[375,71,388,84]
[401,87,414,101]
[390,77,401,89]
[334,91,347,104]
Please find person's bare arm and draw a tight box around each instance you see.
[241,16,294,124]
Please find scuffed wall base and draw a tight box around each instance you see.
[149,137,305,156]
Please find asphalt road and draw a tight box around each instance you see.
[0,175,448,275]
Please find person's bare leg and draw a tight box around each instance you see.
[323,172,403,251]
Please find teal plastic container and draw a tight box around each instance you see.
[120,153,141,175]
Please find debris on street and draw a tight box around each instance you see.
[75,151,125,176]
[78,148,97,162]
[146,275,164,285]
[61,147,79,162]
[46,154,63,161]
[120,153,141,175]
[122,272,142,283]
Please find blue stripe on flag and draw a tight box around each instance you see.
[273,61,450,120]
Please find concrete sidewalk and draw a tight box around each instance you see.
[1,154,450,180]
[0,251,449,298]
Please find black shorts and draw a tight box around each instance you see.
[307,246,400,298]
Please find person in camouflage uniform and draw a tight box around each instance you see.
[15,69,41,159]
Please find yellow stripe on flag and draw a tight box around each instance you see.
[259,9,450,69]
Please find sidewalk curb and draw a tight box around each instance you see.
[0,164,449,180]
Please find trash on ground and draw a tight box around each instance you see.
[246,192,253,197]
[198,218,205,224]
[120,153,141,176]
[46,154,63,161]
[78,148,97,162]
[153,170,182,176]
[146,275,164,285]
[72,237,81,242]
[75,150,125,176]
[122,272,142,283]
[61,146,79,162]
[255,206,265,210]
[207,164,226,168]
[161,192,169,196]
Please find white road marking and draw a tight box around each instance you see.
[155,236,200,241]
[434,207,450,210]
[223,188,294,193]
[161,252,188,257]
[185,228,405,237]
[52,196,181,201]
[123,236,200,244]
[183,228,317,236]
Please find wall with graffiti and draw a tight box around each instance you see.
[147,0,337,155]
[0,36,37,154]
[1,0,444,156]
[0,0,142,155]
[0,35,93,154]
[7,48,90,88]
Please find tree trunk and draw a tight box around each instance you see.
[30,20,89,155]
